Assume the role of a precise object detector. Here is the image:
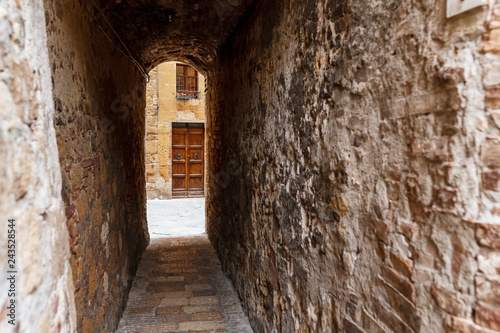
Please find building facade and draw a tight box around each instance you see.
[145,62,206,199]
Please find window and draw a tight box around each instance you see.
[176,64,200,99]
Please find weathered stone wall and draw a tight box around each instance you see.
[207,0,500,332]
[146,67,163,199]
[44,0,149,331]
[146,62,206,200]
[475,3,500,331]
[0,0,76,331]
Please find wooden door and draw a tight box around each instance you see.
[172,123,204,198]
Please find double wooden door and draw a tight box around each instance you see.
[172,123,205,198]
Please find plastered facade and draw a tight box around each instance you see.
[146,62,206,200]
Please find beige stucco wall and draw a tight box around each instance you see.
[146,62,206,200]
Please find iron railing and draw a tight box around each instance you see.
[176,75,200,99]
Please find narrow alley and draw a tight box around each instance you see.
[4,0,500,332]
[117,236,253,333]
[117,199,252,332]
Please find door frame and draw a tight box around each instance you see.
[170,122,206,198]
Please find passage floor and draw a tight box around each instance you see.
[147,198,206,238]
[117,236,254,333]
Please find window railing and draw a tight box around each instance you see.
[176,75,200,99]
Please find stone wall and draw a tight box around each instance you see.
[0,0,76,331]
[146,67,163,199]
[207,0,500,332]
[475,2,500,331]
[146,62,206,200]
[44,0,149,331]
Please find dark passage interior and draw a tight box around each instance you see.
[3,0,500,332]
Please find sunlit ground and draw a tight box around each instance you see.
[147,198,205,238]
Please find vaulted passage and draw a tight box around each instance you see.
[3,0,500,332]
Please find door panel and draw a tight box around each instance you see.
[172,128,188,196]
[172,124,204,198]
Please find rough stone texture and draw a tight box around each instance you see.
[117,236,253,333]
[145,67,164,199]
[92,0,255,72]
[0,0,76,331]
[206,1,500,332]
[44,0,149,331]
[146,62,206,200]
[5,0,500,332]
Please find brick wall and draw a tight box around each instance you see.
[207,0,500,332]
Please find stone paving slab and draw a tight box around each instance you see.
[117,236,254,333]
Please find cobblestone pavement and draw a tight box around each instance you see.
[117,236,254,333]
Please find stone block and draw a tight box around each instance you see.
[475,302,500,331]
[371,298,414,333]
[386,180,400,203]
[192,312,224,320]
[430,283,470,317]
[147,124,158,135]
[486,85,500,109]
[183,305,219,314]
[476,223,500,249]
[178,320,228,331]
[362,310,387,333]
[476,274,500,306]
[491,111,500,129]
[190,296,219,305]
[346,294,362,323]
[343,318,365,333]
[377,278,421,331]
[160,297,189,307]
[446,315,497,333]
[446,0,487,18]
[146,141,158,154]
[146,153,159,164]
[155,306,182,315]
[146,134,158,141]
[381,266,416,303]
[406,180,430,224]
[410,138,449,161]
[478,249,500,276]
[433,186,458,210]
[193,289,216,297]
[330,195,349,217]
[163,313,193,322]
[390,252,413,278]
[146,164,156,177]
[483,171,500,191]
[482,141,500,169]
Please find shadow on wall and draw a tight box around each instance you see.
[44,0,149,331]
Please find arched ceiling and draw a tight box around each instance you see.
[93,0,254,73]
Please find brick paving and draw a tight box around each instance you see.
[117,236,254,333]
